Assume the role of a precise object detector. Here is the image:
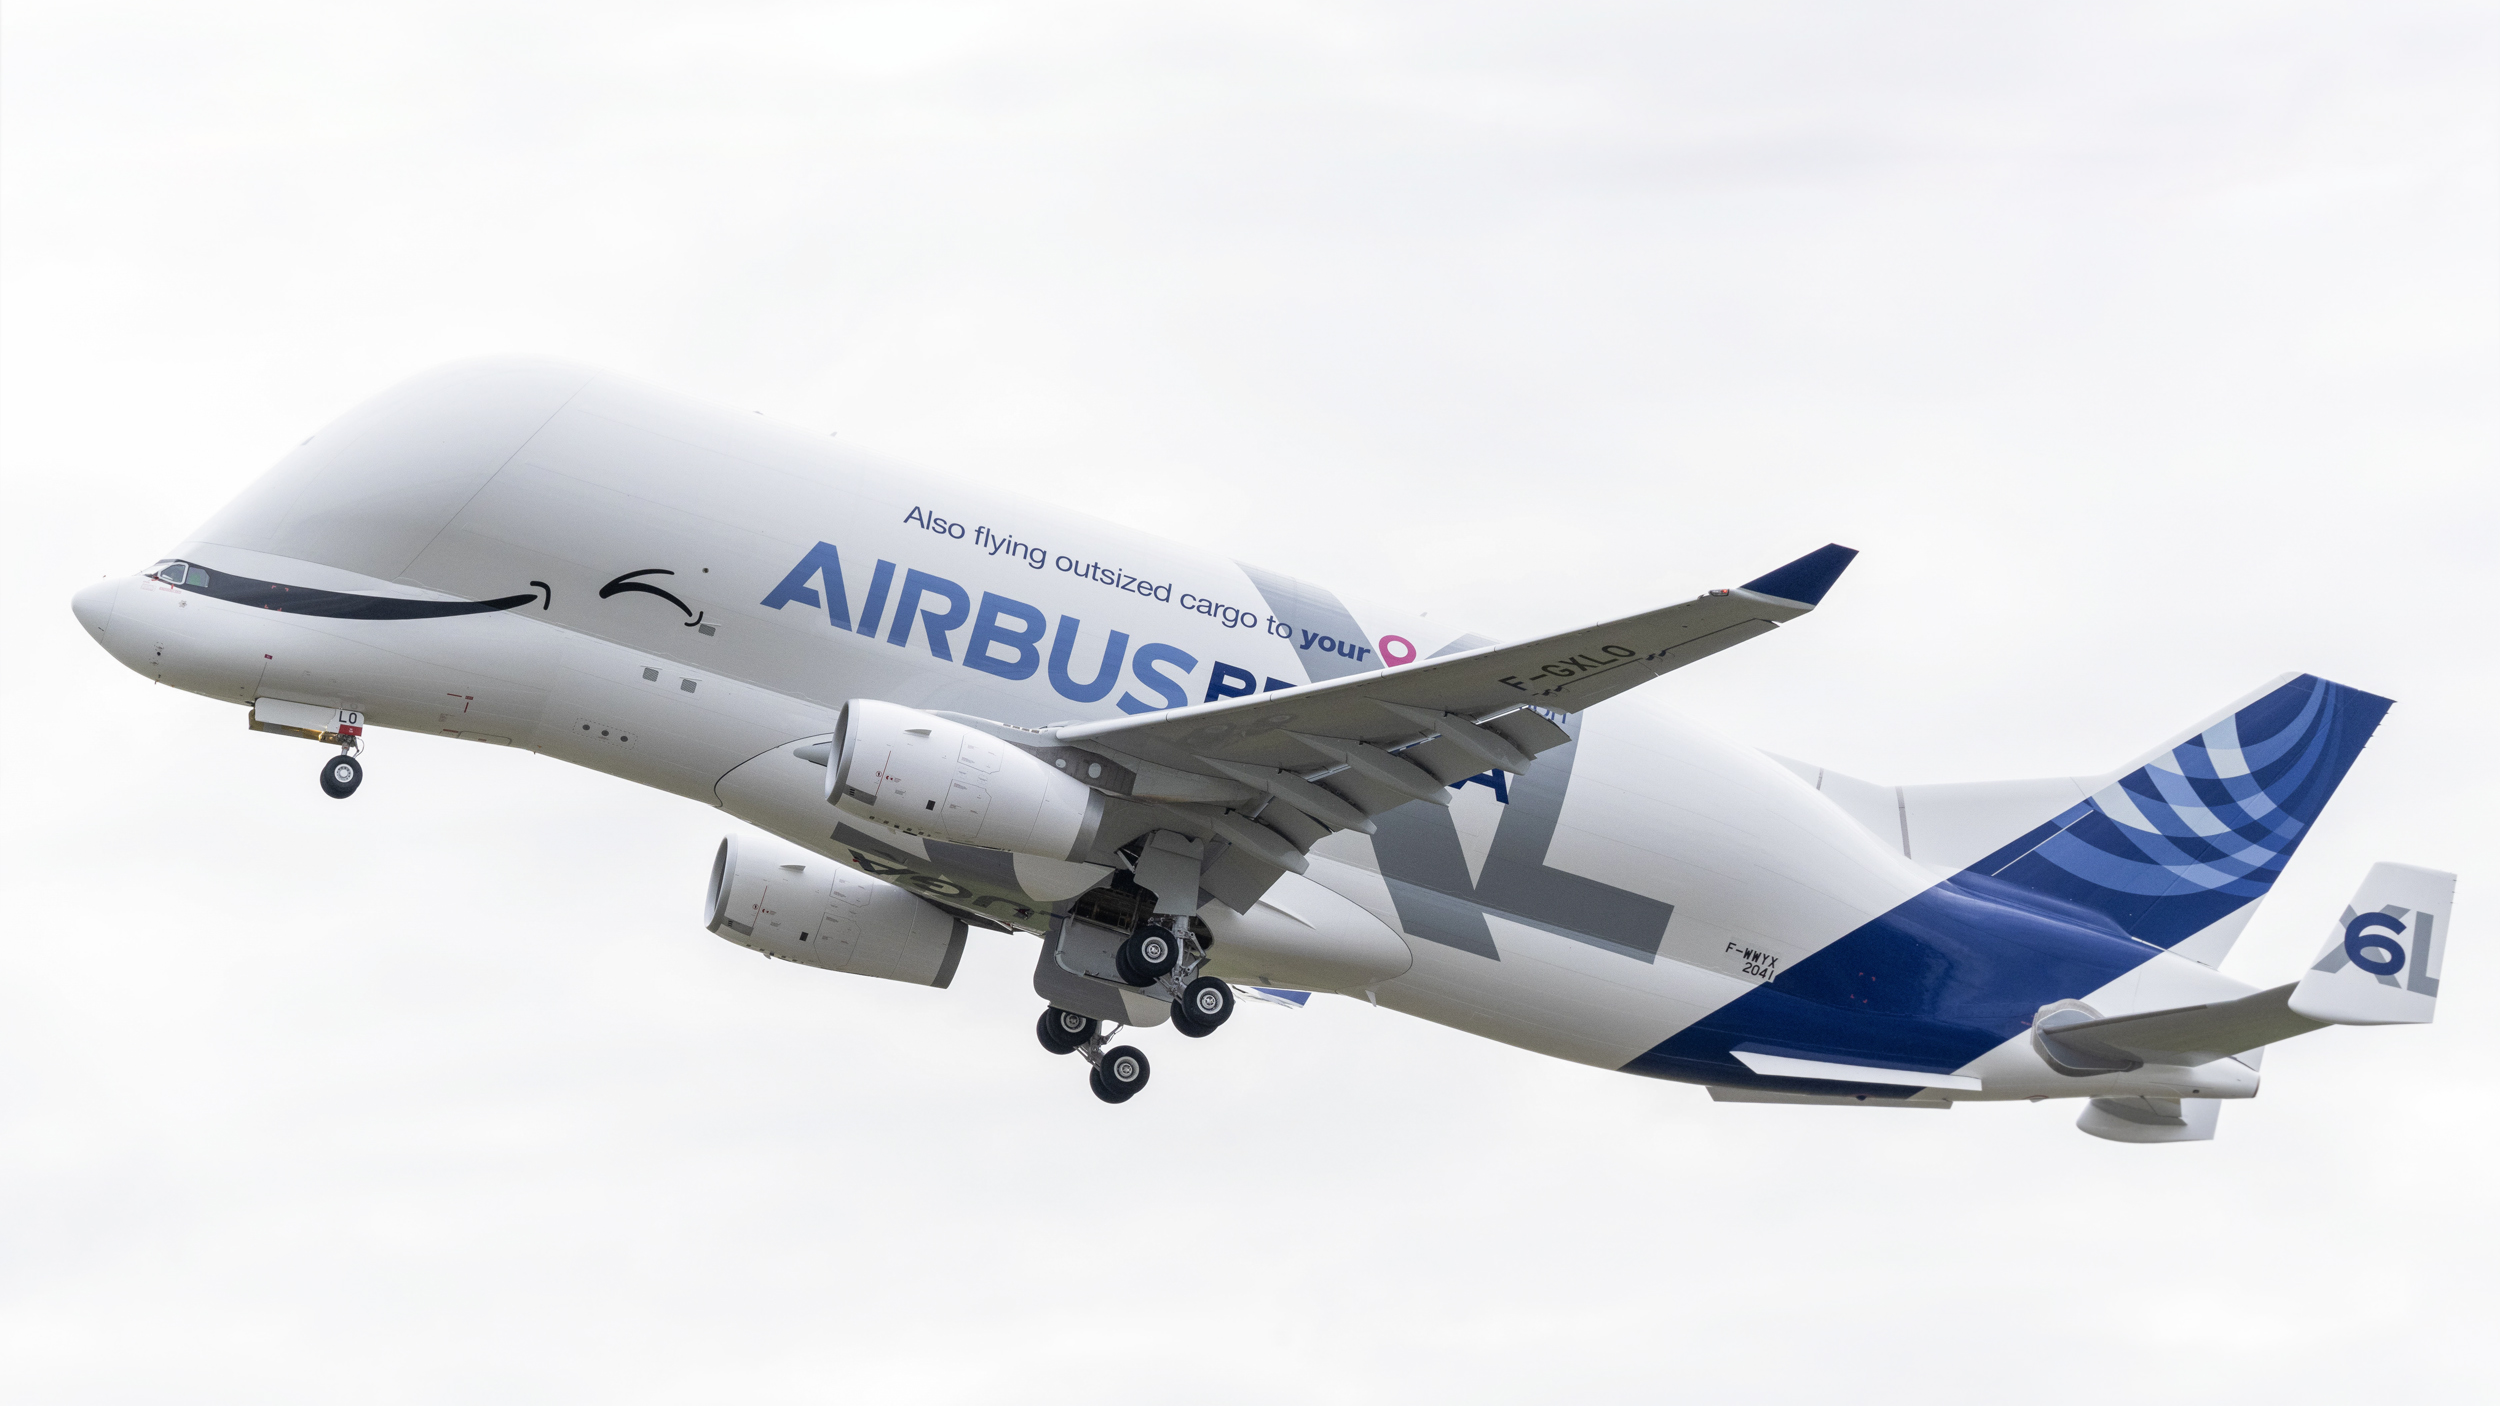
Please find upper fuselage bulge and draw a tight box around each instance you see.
[72,358,2290,1102]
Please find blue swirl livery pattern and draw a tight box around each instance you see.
[1624,673,2391,1094]
[1963,673,2391,949]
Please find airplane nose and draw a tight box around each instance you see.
[71,577,120,638]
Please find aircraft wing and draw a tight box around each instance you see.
[1036,544,1855,901]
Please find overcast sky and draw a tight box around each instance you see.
[4,3,2494,1401]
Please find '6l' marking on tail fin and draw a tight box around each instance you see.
[2312,906,2440,994]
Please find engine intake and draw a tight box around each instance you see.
[705,833,967,987]
[831,699,1101,860]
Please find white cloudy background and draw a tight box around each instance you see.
[4,3,2494,1401]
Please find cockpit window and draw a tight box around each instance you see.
[151,561,187,585]
[186,567,211,586]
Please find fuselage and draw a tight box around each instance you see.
[71,357,2270,1106]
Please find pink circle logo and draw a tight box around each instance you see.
[1379,635,1417,667]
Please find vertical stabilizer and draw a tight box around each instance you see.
[1776,675,2394,965]
[1961,674,2392,951]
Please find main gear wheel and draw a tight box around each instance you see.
[1089,1045,1151,1103]
[1170,977,1234,1038]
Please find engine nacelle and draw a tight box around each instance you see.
[830,699,1101,860]
[705,834,968,987]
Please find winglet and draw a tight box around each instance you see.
[1739,544,1858,607]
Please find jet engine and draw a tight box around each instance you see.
[830,699,1102,860]
[705,833,968,987]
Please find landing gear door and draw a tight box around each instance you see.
[250,696,358,745]
[1034,923,1170,1026]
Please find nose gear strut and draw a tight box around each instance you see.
[319,712,365,799]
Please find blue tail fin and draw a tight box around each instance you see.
[1960,674,2393,949]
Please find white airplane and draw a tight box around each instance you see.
[70,358,2456,1138]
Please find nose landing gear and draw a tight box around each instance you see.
[319,751,364,799]
[313,710,366,799]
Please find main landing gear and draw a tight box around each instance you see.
[1036,1007,1098,1054]
[1114,921,1180,986]
[1091,1046,1151,1104]
[1171,976,1234,1038]
[1036,916,1236,1104]
[1036,1007,1154,1104]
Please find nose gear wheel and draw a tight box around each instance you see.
[320,753,364,799]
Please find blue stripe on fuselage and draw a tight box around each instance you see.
[1621,874,2156,1095]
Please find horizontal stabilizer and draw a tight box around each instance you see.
[2033,985,2321,1073]
[2037,861,2457,1120]
[2290,862,2455,1025]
